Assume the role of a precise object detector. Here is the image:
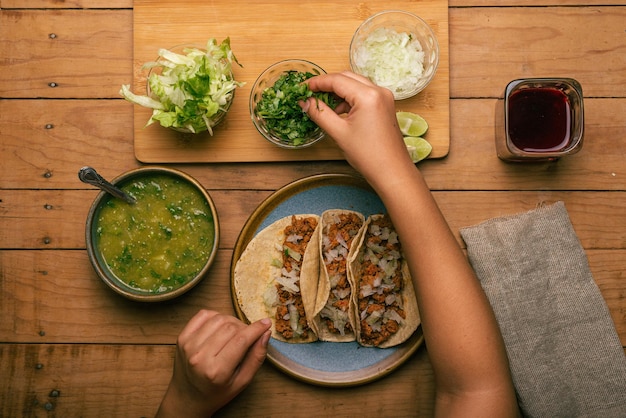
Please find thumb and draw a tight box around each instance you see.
[233,328,270,388]
[301,97,347,140]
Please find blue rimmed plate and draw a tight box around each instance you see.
[230,173,424,387]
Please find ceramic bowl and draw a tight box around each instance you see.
[85,167,219,302]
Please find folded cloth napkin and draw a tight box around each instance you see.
[460,201,626,418]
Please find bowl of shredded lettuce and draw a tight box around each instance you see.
[350,10,439,100]
[250,59,337,149]
[119,38,244,135]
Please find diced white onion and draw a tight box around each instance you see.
[288,303,299,331]
[352,27,425,96]
[360,284,375,297]
[276,273,299,293]
[333,287,351,300]
[286,234,303,243]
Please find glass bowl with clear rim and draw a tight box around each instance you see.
[250,59,327,149]
[146,44,235,134]
[350,10,440,100]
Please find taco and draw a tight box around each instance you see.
[233,214,320,343]
[309,210,366,342]
[348,213,420,348]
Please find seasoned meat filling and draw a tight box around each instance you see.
[357,214,407,347]
[274,216,318,340]
[321,213,363,335]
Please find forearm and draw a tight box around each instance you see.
[370,162,514,396]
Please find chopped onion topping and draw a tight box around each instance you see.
[285,234,303,243]
[263,284,279,308]
[360,284,375,297]
[385,294,396,305]
[333,287,351,300]
[276,273,299,293]
[352,27,425,97]
[385,309,405,325]
[283,245,302,262]
[288,303,299,332]
[320,306,350,335]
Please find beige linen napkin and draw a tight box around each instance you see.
[460,201,626,418]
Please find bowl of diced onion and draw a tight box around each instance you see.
[350,10,439,100]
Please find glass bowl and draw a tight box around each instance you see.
[350,10,439,100]
[85,167,220,302]
[144,43,237,135]
[250,59,327,149]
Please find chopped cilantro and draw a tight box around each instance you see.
[256,71,337,145]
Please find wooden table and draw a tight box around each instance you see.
[1,0,624,416]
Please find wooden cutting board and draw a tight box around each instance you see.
[132,0,450,163]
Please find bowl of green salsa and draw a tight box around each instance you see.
[85,167,219,302]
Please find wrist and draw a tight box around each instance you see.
[368,158,423,199]
[156,381,216,418]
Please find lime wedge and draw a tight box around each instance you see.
[404,136,432,163]
[396,111,429,137]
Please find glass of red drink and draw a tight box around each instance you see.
[496,78,584,162]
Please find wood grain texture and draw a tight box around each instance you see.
[0,343,435,417]
[2,98,625,190]
[1,248,624,345]
[1,190,625,250]
[131,0,450,162]
[1,2,625,417]
[449,6,626,98]
[0,10,132,98]
[0,0,132,7]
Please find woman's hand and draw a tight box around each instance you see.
[156,310,271,418]
[302,71,415,191]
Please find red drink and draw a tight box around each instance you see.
[507,88,571,152]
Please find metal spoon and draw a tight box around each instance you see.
[78,166,136,204]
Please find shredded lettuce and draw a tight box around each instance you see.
[119,38,244,135]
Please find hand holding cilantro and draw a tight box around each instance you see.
[256,71,337,146]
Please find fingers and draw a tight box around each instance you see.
[177,311,270,368]
[306,72,373,107]
[302,97,348,140]
[230,323,272,387]
[218,318,271,369]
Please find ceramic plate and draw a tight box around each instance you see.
[230,174,424,387]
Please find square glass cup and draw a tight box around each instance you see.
[496,78,584,162]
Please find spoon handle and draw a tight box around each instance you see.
[78,166,136,204]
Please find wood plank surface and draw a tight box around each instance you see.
[2,189,626,251]
[1,3,625,418]
[449,6,626,98]
[131,0,450,162]
[2,98,625,190]
[0,10,133,98]
[0,343,435,418]
[1,248,624,345]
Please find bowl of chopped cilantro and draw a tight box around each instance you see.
[250,59,337,148]
[120,38,244,135]
[350,10,439,100]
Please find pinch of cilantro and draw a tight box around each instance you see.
[256,71,337,145]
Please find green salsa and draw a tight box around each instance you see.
[95,174,215,293]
